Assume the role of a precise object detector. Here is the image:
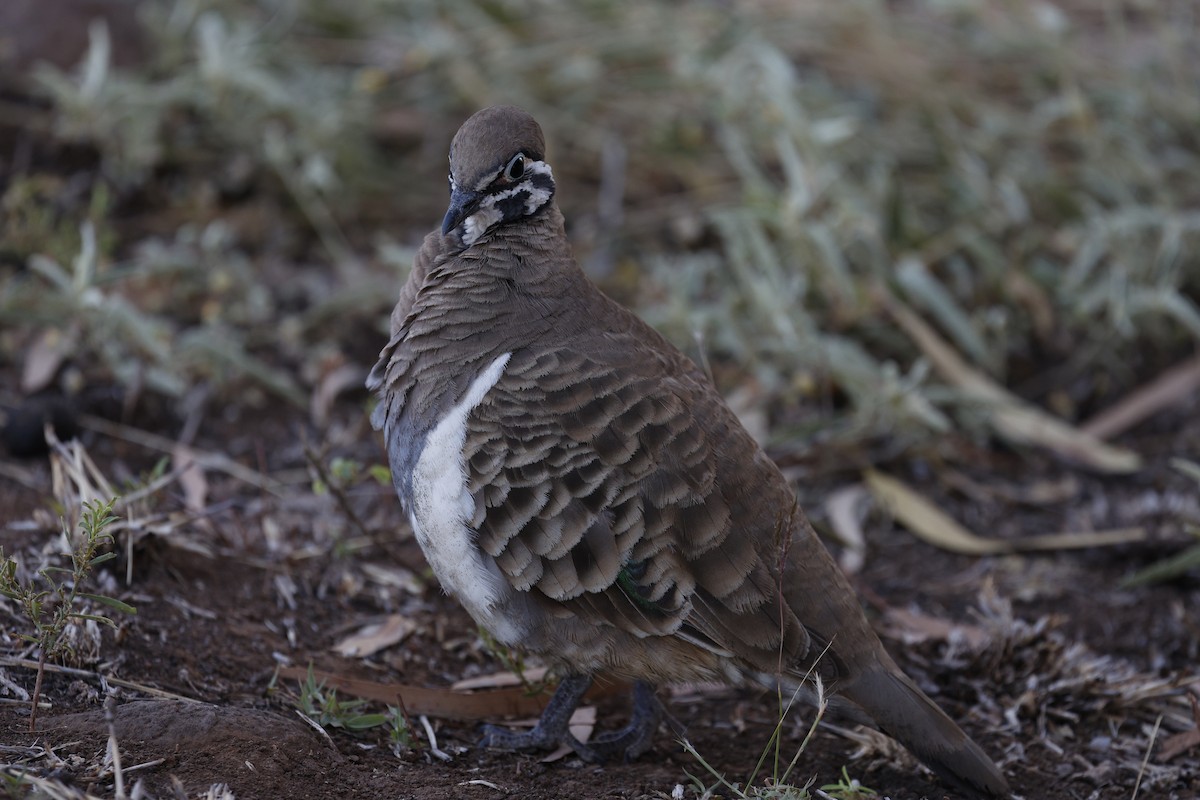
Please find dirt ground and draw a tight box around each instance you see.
[1,376,1198,800]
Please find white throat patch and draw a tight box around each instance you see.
[462,205,504,247]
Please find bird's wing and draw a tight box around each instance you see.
[389,229,448,337]
[366,228,451,414]
[463,336,813,674]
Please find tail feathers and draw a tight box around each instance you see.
[844,667,1010,799]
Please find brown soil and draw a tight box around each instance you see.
[2,386,1198,800]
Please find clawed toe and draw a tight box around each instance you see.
[582,729,652,763]
[478,678,665,764]
[479,722,556,752]
[479,721,601,762]
[583,682,664,762]
[477,674,595,759]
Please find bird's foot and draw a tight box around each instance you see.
[583,681,663,762]
[478,673,597,759]
[478,721,597,758]
[478,676,671,763]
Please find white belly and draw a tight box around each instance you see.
[409,352,525,643]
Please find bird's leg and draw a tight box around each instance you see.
[583,680,665,762]
[479,673,596,758]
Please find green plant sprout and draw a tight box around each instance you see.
[817,767,877,799]
[310,456,390,498]
[296,664,389,733]
[294,665,413,754]
[385,706,415,756]
[0,497,137,731]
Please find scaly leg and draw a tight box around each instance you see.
[582,681,663,762]
[479,673,596,758]
[480,677,671,763]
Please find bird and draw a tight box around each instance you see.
[367,105,1009,798]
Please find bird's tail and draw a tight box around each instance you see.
[842,665,1009,798]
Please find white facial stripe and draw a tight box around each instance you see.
[522,183,552,214]
[525,160,553,181]
[482,182,527,204]
[458,160,554,247]
[482,160,552,203]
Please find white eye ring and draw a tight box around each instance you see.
[504,154,526,181]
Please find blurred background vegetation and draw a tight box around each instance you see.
[1,0,1197,466]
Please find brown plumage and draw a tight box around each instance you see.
[368,105,1009,798]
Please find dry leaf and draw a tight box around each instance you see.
[172,443,208,514]
[1011,528,1147,551]
[865,469,1003,555]
[1081,354,1200,441]
[882,607,989,649]
[1159,693,1200,762]
[941,469,1080,506]
[332,614,417,658]
[452,668,550,691]
[360,563,424,595]
[310,362,365,428]
[540,706,597,763]
[879,290,1142,473]
[825,484,870,574]
[22,326,76,393]
[278,667,625,721]
[865,470,1147,555]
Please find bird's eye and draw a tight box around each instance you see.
[504,154,526,181]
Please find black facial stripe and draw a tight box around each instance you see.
[494,188,533,221]
[489,172,555,221]
[528,171,554,191]
[525,171,554,194]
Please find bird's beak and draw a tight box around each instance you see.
[442,185,483,235]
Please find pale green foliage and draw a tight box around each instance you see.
[636,2,1200,445]
[34,9,372,191]
[4,0,1198,451]
[9,221,307,402]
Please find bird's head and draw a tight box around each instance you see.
[441,106,557,247]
